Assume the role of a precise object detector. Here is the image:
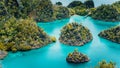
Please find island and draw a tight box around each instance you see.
[59,22,93,46]
[0,17,56,59]
[95,60,115,68]
[99,26,120,44]
[66,49,89,63]
[91,4,120,22]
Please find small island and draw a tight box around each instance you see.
[99,26,120,44]
[95,60,115,68]
[59,22,93,46]
[66,49,89,63]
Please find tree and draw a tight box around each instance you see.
[95,60,115,68]
[84,0,94,8]
[67,1,85,8]
[91,5,120,22]
[56,2,62,5]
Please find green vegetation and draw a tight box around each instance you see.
[50,36,56,42]
[66,49,89,63]
[59,22,93,46]
[0,17,55,52]
[53,5,70,20]
[67,1,85,8]
[91,5,120,22]
[56,2,62,5]
[95,60,115,68]
[35,0,54,22]
[67,1,88,16]
[84,0,94,8]
[112,1,120,13]
[99,26,120,44]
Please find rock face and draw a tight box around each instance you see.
[66,49,89,63]
[0,50,8,60]
[91,5,120,22]
[99,26,120,44]
[59,22,93,46]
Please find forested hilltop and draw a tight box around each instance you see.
[0,0,71,22]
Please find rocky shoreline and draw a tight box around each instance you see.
[0,50,8,60]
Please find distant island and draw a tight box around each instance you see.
[59,22,93,46]
[91,4,120,22]
[99,26,120,44]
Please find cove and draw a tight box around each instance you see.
[1,15,120,68]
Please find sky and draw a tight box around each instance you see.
[51,0,119,7]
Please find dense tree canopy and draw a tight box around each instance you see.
[53,5,70,20]
[99,26,120,44]
[0,17,55,52]
[112,1,120,13]
[67,1,85,8]
[56,2,62,5]
[59,22,93,46]
[84,0,94,8]
[91,5,120,22]
[95,60,115,68]
[66,49,89,63]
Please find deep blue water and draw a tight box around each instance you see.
[1,15,120,68]
[51,0,119,7]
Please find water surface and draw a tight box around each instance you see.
[1,15,120,68]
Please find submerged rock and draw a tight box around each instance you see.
[59,22,93,46]
[66,49,89,63]
[99,26,120,44]
[0,50,8,60]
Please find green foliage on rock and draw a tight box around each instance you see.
[56,2,62,5]
[73,6,88,16]
[35,0,54,22]
[112,1,120,13]
[67,1,88,16]
[0,17,54,52]
[66,49,89,63]
[84,0,94,8]
[91,4,120,22]
[95,60,115,68]
[0,0,54,22]
[67,1,85,8]
[99,26,120,44]
[53,5,70,20]
[59,22,93,46]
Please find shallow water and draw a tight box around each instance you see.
[51,0,119,7]
[1,15,120,68]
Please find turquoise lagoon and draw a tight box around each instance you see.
[1,15,120,68]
